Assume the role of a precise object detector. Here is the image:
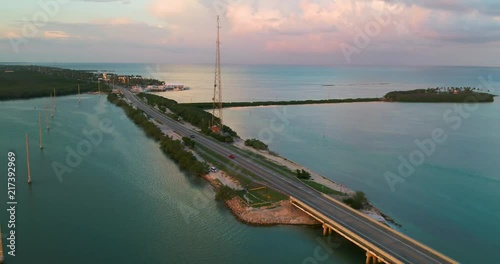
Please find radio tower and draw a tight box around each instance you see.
[211,15,223,134]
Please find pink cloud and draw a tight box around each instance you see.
[43,31,74,39]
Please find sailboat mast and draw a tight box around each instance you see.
[38,112,43,149]
[26,133,31,184]
[78,85,81,103]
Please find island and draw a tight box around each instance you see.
[384,87,495,103]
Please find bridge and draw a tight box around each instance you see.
[117,86,459,264]
[290,196,457,264]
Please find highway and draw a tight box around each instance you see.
[118,87,457,264]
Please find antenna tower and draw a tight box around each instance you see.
[211,16,223,134]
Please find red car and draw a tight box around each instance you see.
[229,155,235,159]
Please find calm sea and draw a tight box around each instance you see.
[1,63,499,263]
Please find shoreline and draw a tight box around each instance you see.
[139,94,400,227]
[201,173,321,226]
[232,138,400,226]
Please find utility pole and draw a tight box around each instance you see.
[212,15,223,134]
[26,133,32,184]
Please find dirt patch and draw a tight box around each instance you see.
[225,197,320,226]
[205,171,243,190]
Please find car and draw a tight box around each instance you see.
[189,135,195,138]
[229,155,235,159]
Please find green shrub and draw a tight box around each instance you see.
[215,185,237,201]
[296,169,311,180]
[244,138,269,150]
[343,191,368,210]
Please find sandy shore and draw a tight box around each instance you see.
[233,138,355,195]
[232,138,397,226]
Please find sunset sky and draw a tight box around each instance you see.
[1,0,500,66]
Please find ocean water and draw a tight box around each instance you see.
[30,63,500,102]
[223,101,500,263]
[0,96,365,264]
[1,63,499,263]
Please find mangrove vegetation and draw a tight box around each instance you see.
[244,138,269,151]
[138,93,238,143]
[0,65,110,100]
[107,93,209,177]
[384,87,495,103]
[182,97,381,109]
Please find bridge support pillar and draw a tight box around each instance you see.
[322,224,334,236]
[366,252,378,264]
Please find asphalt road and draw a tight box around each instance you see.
[118,87,457,264]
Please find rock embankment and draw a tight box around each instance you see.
[201,173,320,226]
[225,197,320,226]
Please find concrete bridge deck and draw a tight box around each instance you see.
[291,196,458,264]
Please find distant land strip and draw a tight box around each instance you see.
[182,98,382,109]
[385,88,496,103]
[183,88,496,109]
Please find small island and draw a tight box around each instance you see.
[384,87,495,103]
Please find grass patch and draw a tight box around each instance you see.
[301,180,344,195]
[196,145,254,187]
[235,187,287,208]
[195,145,288,206]
[224,144,297,180]
[249,187,288,203]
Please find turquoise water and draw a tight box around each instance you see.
[223,101,500,263]
[0,96,365,263]
[1,63,499,263]
[26,63,500,102]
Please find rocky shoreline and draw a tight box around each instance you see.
[201,174,320,226]
[224,197,321,226]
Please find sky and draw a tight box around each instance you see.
[1,0,500,66]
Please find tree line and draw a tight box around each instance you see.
[108,93,209,177]
[384,88,494,103]
[0,65,110,100]
[139,93,238,143]
[182,97,381,109]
